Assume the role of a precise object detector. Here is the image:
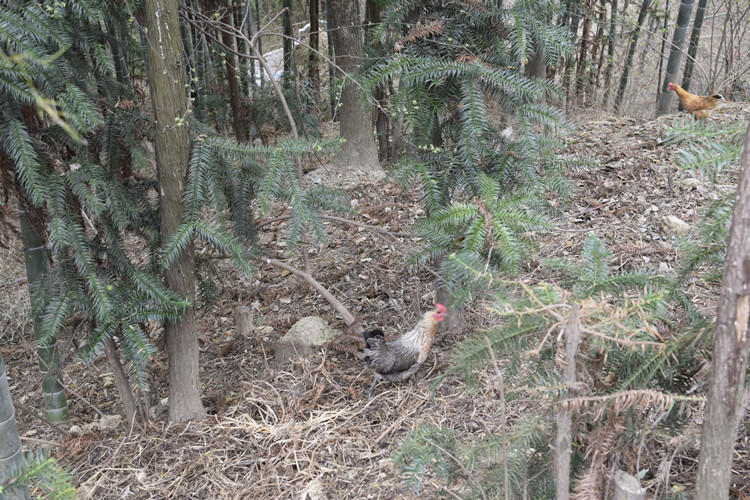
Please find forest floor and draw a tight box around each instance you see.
[2,105,750,499]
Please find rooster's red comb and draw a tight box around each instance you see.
[435,303,447,313]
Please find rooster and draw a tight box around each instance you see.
[668,82,726,119]
[362,304,447,399]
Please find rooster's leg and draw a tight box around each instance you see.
[367,374,381,400]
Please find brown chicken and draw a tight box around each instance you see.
[668,82,726,119]
[362,304,447,399]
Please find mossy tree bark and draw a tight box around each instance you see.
[144,0,206,423]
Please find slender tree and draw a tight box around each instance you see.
[562,0,582,105]
[587,0,607,105]
[221,0,249,141]
[657,0,696,115]
[681,0,709,93]
[144,0,206,422]
[18,205,69,424]
[308,0,320,99]
[657,0,670,103]
[695,122,750,500]
[574,0,592,102]
[328,0,385,178]
[366,0,390,160]
[283,0,293,85]
[326,0,336,116]
[0,352,30,500]
[601,0,617,106]
[614,0,651,112]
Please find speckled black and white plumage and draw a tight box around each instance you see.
[362,305,446,398]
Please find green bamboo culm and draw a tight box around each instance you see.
[0,351,31,500]
[18,204,69,424]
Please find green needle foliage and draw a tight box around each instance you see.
[3,451,76,500]
[0,0,189,389]
[665,117,745,318]
[365,0,578,305]
[396,234,708,496]
[1,1,350,400]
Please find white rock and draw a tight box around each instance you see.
[274,316,340,365]
[662,215,690,235]
[98,414,123,431]
[679,177,701,189]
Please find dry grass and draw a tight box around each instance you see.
[0,231,32,344]
[3,107,750,498]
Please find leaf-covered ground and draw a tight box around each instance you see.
[2,106,750,498]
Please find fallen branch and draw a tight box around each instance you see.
[262,257,357,326]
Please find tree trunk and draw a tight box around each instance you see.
[221,1,249,141]
[144,0,206,423]
[308,0,320,99]
[587,0,607,105]
[601,0,617,107]
[0,352,31,500]
[695,121,750,500]
[283,0,293,85]
[103,338,140,425]
[325,1,336,117]
[255,0,263,87]
[366,0,390,161]
[192,1,207,121]
[562,0,582,107]
[574,0,592,103]
[656,0,696,115]
[681,0,708,93]
[554,305,582,500]
[526,46,547,80]
[390,79,405,162]
[18,204,69,424]
[614,0,651,112]
[241,0,256,95]
[328,0,385,178]
[656,0,670,104]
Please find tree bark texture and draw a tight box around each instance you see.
[695,121,750,500]
[602,0,617,107]
[526,46,547,80]
[308,0,320,98]
[554,305,582,500]
[328,0,385,178]
[656,0,670,104]
[104,338,140,425]
[144,0,206,423]
[283,0,293,85]
[18,204,69,424]
[562,1,582,107]
[0,352,30,500]
[614,0,651,112]
[681,0,708,94]
[574,0,592,103]
[657,0,696,115]
[221,1,249,141]
[366,0,390,160]
[325,1,335,117]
